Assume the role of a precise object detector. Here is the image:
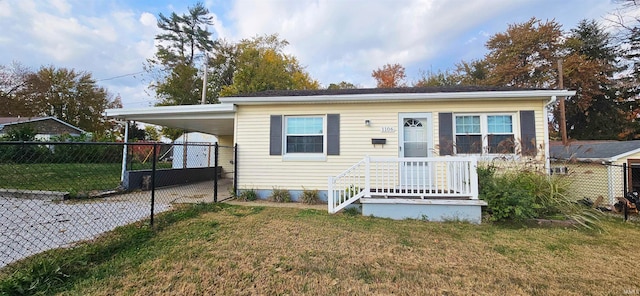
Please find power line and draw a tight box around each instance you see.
[96,71,146,82]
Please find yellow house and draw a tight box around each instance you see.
[106,87,575,223]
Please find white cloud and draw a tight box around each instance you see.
[226,0,521,87]
[139,12,156,27]
[0,0,632,109]
[50,0,71,14]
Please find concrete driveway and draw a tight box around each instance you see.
[0,180,233,268]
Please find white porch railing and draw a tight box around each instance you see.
[328,156,479,214]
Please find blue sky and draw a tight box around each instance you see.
[0,0,636,108]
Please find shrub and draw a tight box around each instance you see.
[300,188,320,204]
[479,165,537,222]
[270,188,291,203]
[238,188,258,201]
[478,164,602,228]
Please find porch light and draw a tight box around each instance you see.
[365,119,371,126]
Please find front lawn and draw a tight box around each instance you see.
[1,203,638,295]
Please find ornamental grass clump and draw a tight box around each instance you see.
[238,188,258,201]
[270,188,291,203]
[300,188,320,204]
[478,164,602,229]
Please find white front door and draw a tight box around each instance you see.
[399,113,433,188]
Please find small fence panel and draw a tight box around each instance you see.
[0,141,236,268]
[550,160,626,206]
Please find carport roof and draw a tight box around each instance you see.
[550,140,640,161]
[104,103,236,136]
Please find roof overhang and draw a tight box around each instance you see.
[104,89,575,137]
[221,90,577,105]
[104,103,236,136]
[0,116,86,134]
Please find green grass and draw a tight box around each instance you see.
[1,203,639,295]
[0,162,172,194]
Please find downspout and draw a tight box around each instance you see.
[544,96,558,173]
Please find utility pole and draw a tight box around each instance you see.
[201,53,208,105]
[558,59,568,145]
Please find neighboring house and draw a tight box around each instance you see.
[550,140,640,204]
[106,87,575,223]
[0,117,86,141]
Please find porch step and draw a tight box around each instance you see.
[367,195,472,200]
[360,198,487,223]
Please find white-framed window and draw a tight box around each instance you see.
[454,114,515,154]
[285,116,325,154]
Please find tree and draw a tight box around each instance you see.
[148,2,217,106]
[371,63,406,88]
[484,18,563,88]
[144,125,162,141]
[207,39,238,99]
[413,69,458,87]
[452,59,490,86]
[154,63,201,106]
[154,2,214,66]
[0,62,34,116]
[558,19,639,140]
[327,81,357,89]
[19,66,115,133]
[219,34,319,96]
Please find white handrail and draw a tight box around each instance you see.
[328,156,478,213]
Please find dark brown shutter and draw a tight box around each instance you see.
[439,113,454,155]
[270,115,282,155]
[519,110,537,156]
[327,114,340,155]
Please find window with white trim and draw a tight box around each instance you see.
[285,116,324,154]
[454,114,515,154]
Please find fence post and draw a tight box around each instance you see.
[150,143,157,226]
[214,143,219,203]
[233,144,238,195]
[624,163,628,221]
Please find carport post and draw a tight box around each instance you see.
[214,143,218,202]
[120,121,129,183]
[150,143,157,226]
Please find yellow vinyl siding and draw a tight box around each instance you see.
[235,98,548,190]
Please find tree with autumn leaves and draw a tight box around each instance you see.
[371,63,407,88]
[0,63,122,135]
[476,17,639,140]
[377,17,639,140]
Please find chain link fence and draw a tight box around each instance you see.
[0,141,236,268]
[549,159,639,219]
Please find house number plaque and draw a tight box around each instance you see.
[380,126,396,133]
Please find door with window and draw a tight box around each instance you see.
[399,113,433,189]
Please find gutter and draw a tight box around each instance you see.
[222,90,577,105]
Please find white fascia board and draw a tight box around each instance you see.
[104,103,236,119]
[221,90,577,105]
[610,147,640,162]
